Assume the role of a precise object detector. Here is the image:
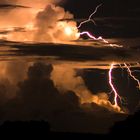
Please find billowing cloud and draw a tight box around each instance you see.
[0,0,79,43]
[0,0,54,7]
[35,4,79,42]
[51,64,122,112]
[0,61,30,106]
[0,61,127,133]
[0,62,81,120]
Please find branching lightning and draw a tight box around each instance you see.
[63,25,138,109]
[107,62,140,110]
[77,4,123,48]
[77,4,102,29]
[124,63,140,90]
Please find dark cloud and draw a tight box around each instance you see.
[0,62,81,120]
[0,62,126,133]
[0,4,30,9]
[2,41,138,62]
[0,80,16,106]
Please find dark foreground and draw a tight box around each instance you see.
[0,109,140,136]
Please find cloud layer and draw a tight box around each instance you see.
[0,0,79,43]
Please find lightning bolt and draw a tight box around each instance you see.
[77,4,109,43]
[79,31,123,47]
[79,31,108,43]
[109,63,120,106]
[124,63,140,90]
[77,4,102,29]
[77,4,123,48]
[106,62,140,111]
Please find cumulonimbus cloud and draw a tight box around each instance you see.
[0,0,79,43]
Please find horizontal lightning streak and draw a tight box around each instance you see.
[79,31,123,48]
[79,31,108,43]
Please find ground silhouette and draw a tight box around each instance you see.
[110,109,140,135]
[0,120,50,132]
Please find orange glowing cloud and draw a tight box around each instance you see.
[0,0,79,43]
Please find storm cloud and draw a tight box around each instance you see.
[0,0,79,43]
[0,61,127,133]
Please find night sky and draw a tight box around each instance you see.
[63,0,140,18]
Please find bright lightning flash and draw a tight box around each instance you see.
[109,63,119,107]
[107,62,140,110]
[77,4,123,48]
[79,31,109,43]
[65,27,73,36]
[124,63,140,90]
